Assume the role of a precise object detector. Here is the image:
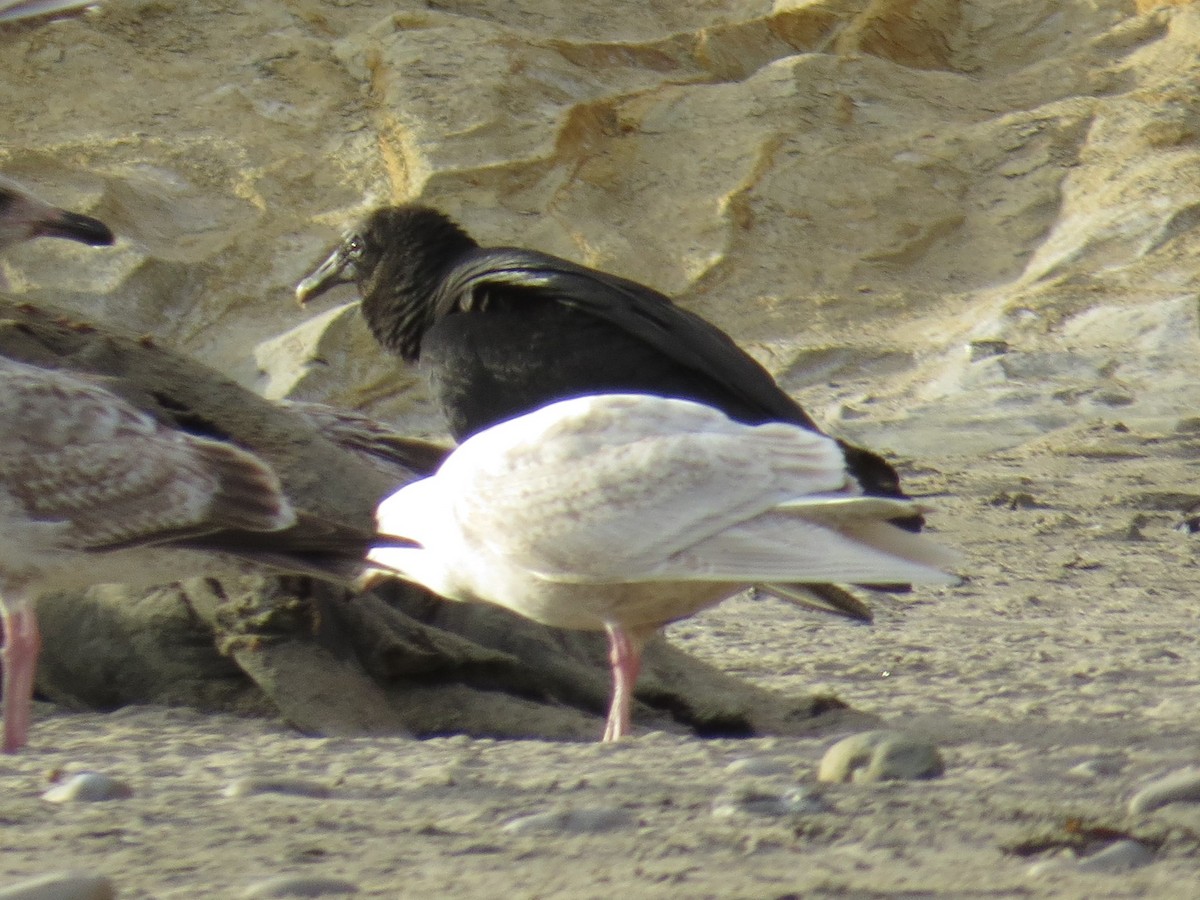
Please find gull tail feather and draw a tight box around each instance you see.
[621,497,961,588]
[776,494,961,576]
[756,583,874,623]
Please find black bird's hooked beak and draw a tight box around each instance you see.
[296,240,360,306]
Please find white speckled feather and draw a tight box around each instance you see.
[435,395,851,579]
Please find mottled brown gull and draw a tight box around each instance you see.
[0,357,297,751]
[369,394,958,741]
[0,180,421,751]
[0,348,432,752]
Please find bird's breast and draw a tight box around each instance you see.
[472,574,742,633]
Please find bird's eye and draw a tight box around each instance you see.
[345,235,365,260]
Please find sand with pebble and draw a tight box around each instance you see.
[1,417,1198,896]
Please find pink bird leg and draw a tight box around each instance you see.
[2,603,40,753]
[602,624,648,742]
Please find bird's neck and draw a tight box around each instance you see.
[360,234,478,363]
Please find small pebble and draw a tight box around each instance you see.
[240,876,360,898]
[818,730,944,783]
[1076,840,1155,873]
[711,785,829,818]
[223,777,332,799]
[1028,839,1156,877]
[1067,756,1126,779]
[724,756,793,777]
[1026,855,1073,879]
[502,806,633,835]
[1129,769,1200,814]
[0,872,115,900]
[41,773,133,804]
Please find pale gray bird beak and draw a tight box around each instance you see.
[295,243,358,306]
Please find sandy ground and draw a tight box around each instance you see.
[2,415,1199,898]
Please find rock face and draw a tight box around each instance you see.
[3,0,1200,735]
[3,0,1199,449]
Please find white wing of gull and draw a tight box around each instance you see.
[0,357,297,753]
[369,393,959,742]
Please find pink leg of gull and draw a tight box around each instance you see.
[602,624,646,742]
[2,604,40,753]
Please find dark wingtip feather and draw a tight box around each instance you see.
[178,515,418,583]
[760,583,875,623]
[188,439,296,533]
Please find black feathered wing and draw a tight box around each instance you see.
[434,247,821,431]
[434,247,921,529]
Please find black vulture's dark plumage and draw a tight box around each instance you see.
[297,205,921,532]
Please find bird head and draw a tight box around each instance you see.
[295,205,477,307]
[295,205,481,361]
[0,175,114,251]
[295,224,376,306]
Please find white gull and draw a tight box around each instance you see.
[369,393,958,741]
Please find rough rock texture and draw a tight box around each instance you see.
[3,0,1197,456]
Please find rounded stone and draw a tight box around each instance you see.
[0,872,116,900]
[1076,840,1155,873]
[41,773,133,804]
[1129,769,1200,814]
[501,806,634,834]
[240,876,360,898]
[817,730,944,783]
